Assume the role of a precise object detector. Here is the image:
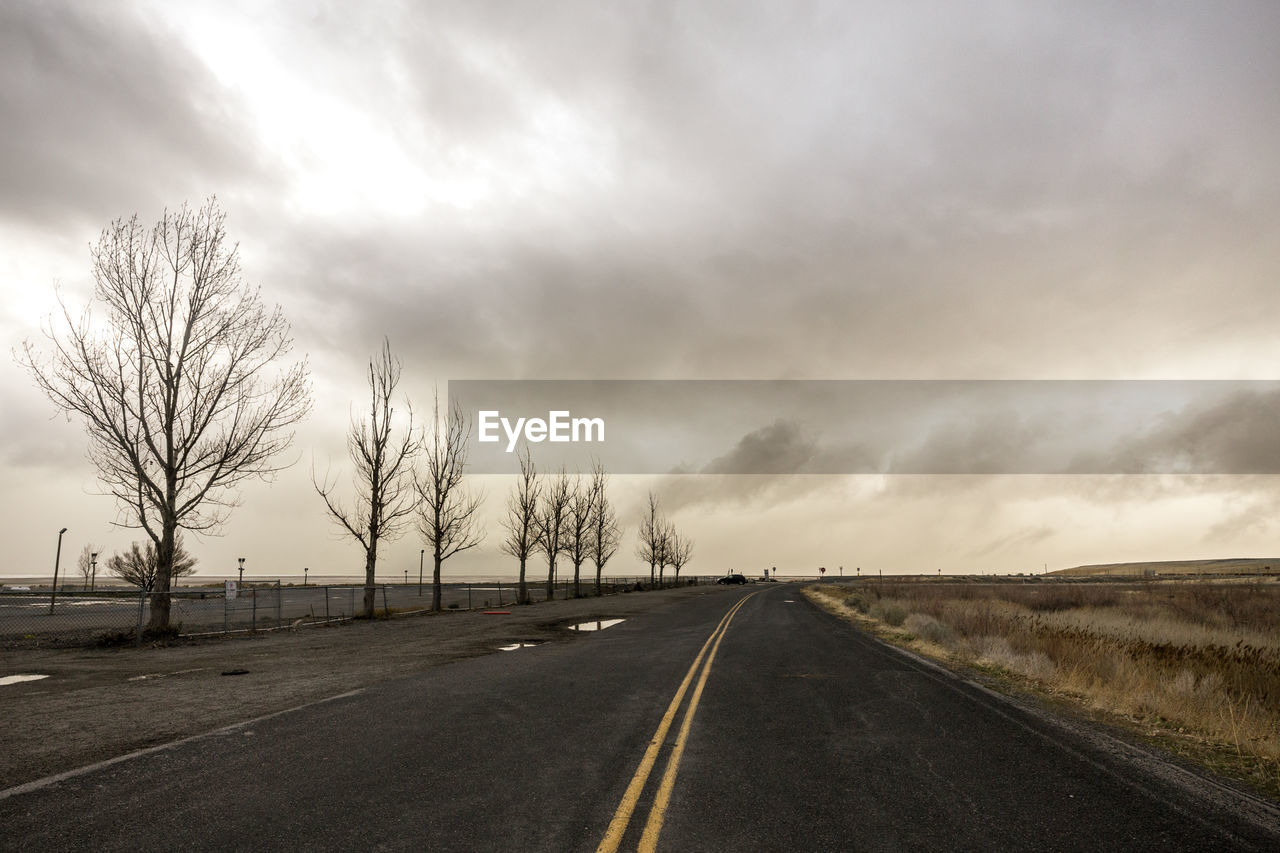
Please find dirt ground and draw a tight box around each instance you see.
[0,585,724,790]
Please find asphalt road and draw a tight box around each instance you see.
[2,583,1278,851]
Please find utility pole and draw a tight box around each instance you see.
[49,527,68,614]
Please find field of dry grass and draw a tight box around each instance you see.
[808,578,1280,797]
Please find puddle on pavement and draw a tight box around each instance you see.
[497,642,543,651]
[567,619,625,632]
[0,674,50,686]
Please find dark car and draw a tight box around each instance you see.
[717,573,749,585]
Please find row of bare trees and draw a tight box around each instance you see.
[312,340,639,618]
[636,492,695,586]
[20,197,693,629]
[314,340,483,618]
[499,452,624,604]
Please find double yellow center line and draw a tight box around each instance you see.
[596,592,757,853]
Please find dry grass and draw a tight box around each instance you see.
[808,578,1280,798]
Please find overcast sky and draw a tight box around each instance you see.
[4,0,1280,581]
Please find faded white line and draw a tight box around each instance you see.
[0,688,365,801]
[0,674,49,687]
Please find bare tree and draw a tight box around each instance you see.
[588,460,622,596]
[536,467,572,600]
[314,339,419,618]
[499,446,539,604]
[416,390,484,611]
[656,518,675,586]
[19,199,311,629]
[563,474,594,598]
[669,530,694,583]
[636,491,667,586]
[76,543,99,591]
[107,535,197,591]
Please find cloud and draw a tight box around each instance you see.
[0,2,270,232]
[700,420,818,475]
[1078,389,1280,475]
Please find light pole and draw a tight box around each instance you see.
[403,568,408,585]
[304,566,309,586]
[238,557,245,585]
[90,552,98,592]
[49,527,68,614]
[418,548,424,596]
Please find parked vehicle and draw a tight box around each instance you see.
[717,573,748,585]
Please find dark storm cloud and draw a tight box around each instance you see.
[0,2,269,231]
[1082,389,1280,474]
[701,420,819,475]
[250,0,1280,383]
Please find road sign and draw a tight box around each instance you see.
[225,580,238,600]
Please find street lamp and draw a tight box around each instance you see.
[90,552,98,592]
[237,557,245,585]
[49,527,68,614]
[403,568,408,585]
[304,566,309,586]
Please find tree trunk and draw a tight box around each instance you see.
[573,559,582,598]
[147,520,177,630]
[432,550,443,612]
[595,566,602,597]
[546,552,556,600]
[649,561,655,585]
[518,556,529,605]
[362,545,377,619]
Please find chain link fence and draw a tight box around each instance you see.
[0,576,713,647]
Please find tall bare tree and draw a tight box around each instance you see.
[588,460,622,596]
[76,543,99,591]
[668,530,694,583]
[563,474,594,598]
[314,339,419,618]
[107,534,198,591]
[636,491,667,586]
[416,390,484,611]
[19,199,311,629]
[499,446,539,605]
[536,467,572,600]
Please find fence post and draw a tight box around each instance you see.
[350,586,354,620]
[325,586,330,621]
[276,580,282,629]
[136,588,146,646]
[497,580,502,607]
[382,585,389,618]
[468,583,472,610]
[223,587,228,635]
[251,586,257,632]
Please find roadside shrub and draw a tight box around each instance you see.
[843,592,870,613]
[905,613,954,647]
[872,603,907,627]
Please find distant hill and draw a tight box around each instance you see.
[1053,558,1280,577]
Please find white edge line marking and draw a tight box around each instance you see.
[0,688,365,801]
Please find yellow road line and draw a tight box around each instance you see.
[596,592,756,853]
[637,595,749,853]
